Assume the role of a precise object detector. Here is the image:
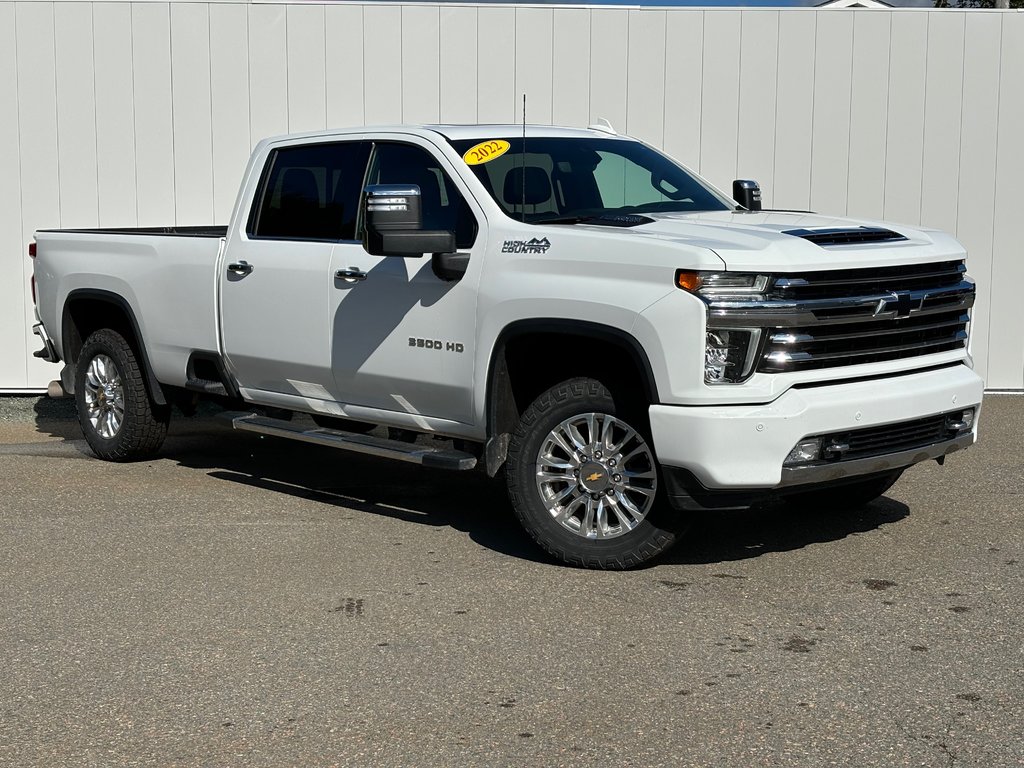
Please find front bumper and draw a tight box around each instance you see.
[648,363,983,491]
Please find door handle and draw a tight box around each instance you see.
[335,268,367,283]
[227,261,253,276]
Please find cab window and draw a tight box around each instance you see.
[364,143,478,249]
[250,141,371,241]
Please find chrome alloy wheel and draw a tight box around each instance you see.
[82,354,125,439]
[534,413,658,540]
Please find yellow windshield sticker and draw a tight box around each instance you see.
[463,139,511,166]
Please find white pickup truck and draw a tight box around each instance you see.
[30,124,983,568]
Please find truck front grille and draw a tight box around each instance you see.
[706,260,974,375]
[760,309,969,372]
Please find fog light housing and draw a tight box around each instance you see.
[704,328,762,384]
[784,438,821,466]
[946,408,975,432]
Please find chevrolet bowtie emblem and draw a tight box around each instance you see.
[586,472,603,482]
[875,290,916,319]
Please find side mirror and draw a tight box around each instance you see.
[732,179,762,212]
[363,184,456,257]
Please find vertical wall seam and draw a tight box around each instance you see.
[844,14,856,217]
[954,14,968,236]
[585,8,591,125]
[917,11,930,226]
[880,13,892,218]
[246,4,252,151]
[473,7,478,124]
[660,10,668,150]
[734,11,742,182]
[129,3,138,226]
[51,2,62,228]
[12,3,28,384]
[90,2,99,225]
[549,9,554,123]
[207,3,215,221]
[130,3,138,226]
[985,13,1005,385]
[624,9,631,134]
[697,10,704,174]
[168,2,178,225]
[807,13,817,211]
[322,5,328,128]
[284,5,290,131]
[770,12,781,207]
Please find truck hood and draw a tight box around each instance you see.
[601,210,967,272]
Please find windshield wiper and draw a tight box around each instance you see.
[530,215,596,225]
[531,213,654,228]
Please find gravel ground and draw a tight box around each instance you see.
[0,393,1021,767]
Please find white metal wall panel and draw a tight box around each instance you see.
[210,3,252,222]
[551,8,589,130]
[362,5,402,124]
[402,5,440,124]
[440,7,477,124]
[248,4,288,141]
[662,11,703,174]
[3,4,1023,391]
[920,13,964,233]
[93,2,137,227]
[988,15,1024,390]
[809,11,853,215]
[325,4,365,129]
[589,9,628,135]
[287,4,328,134]
[514,8,554,125]
[736,11,778,209]
[956,13,1002,387]
[132,3,175,228]
[773,12,815,211]
[699,11,740,189]
[846,12,890,222]
[475,6,515,123]
[882,14,927,227]
[625,11,666,149]
[171,3,215,225]
[54,2,99,229]
[16,2,62,387]
[0,1,27,389]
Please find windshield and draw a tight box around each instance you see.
[449,136,733,224]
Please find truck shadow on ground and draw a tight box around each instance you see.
[27,402,911,568]
[157,421,910,568]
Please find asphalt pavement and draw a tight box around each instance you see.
[0,394,1021,767]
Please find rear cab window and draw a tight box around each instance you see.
[248,141,372,241]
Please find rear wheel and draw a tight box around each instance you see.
[75,329,169,461]
[781,470,903,510]
[506,377,685,569]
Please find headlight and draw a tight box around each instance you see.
[705,328,762,384]
[676,270,770,297]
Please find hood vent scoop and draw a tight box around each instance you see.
[782,226,908,246]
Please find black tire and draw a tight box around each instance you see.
[781,470,903,511]
[75,329,169,461]
[506,377,685,569]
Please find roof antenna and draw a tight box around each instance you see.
[521,93,527,223]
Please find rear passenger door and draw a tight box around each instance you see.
[220,140,371,402]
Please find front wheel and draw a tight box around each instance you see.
[75,329,169,461]
[506,377,685,569]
